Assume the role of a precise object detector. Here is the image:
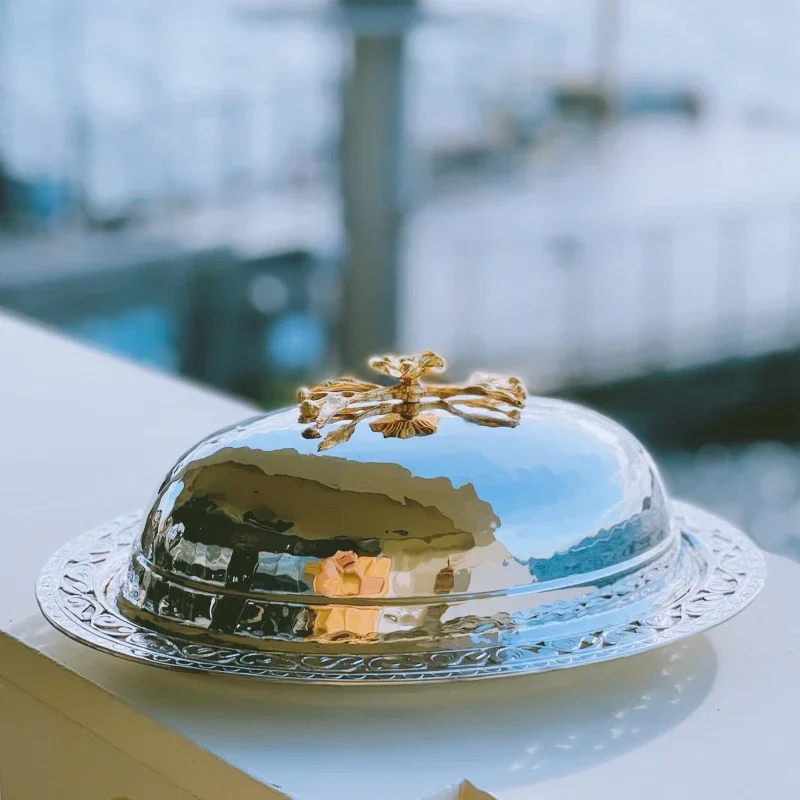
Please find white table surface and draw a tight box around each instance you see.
[0,310,796,800]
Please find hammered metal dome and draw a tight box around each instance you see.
[118,389,674,649]
[37,351,764,681]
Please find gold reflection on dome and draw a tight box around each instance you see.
[311,607,380,642]
[434,561,456,595]
[307,551,392,642]
[307,551,391,598]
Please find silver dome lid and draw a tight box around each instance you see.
[37,352,765,682]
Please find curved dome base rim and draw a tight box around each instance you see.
[36,502,766,683]
[113,535,686,654]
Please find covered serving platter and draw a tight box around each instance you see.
[37,351,766,683]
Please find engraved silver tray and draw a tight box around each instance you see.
[36,353,766,683]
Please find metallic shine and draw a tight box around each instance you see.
[36,503,764,682]
[35,390,766,680]
[116,400,673,647]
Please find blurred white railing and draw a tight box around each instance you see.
[402,198,800,390]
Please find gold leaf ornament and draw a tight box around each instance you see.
[297,351,526,450]
[369,412,439,439]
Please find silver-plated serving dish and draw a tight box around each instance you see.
[37,352,766,682]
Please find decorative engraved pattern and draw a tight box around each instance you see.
[297,350,526,450]
[36,502,765,683]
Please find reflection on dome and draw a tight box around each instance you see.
[308,551,391,598]
[307,551,392,642]
[119,397,677,653]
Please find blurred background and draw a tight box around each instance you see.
[3,0,800,561]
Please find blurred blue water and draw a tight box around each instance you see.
[65,305,178,371]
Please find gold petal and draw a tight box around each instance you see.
[318,421,357,451]
[369,412,403,434]
[370,418,412,439]
[299,399,320,422]
[464,372,527,407]
[368,355,404,379]
[370,413,438,439]
[321,378,380,393]
[316,394,350,425]
[416,351,445,373]
[411,413,438,436]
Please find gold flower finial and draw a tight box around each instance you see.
[297,351,526,451]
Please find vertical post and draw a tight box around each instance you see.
[640,226,674,370]
[551,233,587,384]
[452,233,485,367]
[338,2,412,372]
[0,0,9,221]
[61,0,87,224]
[0,0,7,134]
[595,0,619,121]
[716,216,747,359]
[787,203,800,345]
